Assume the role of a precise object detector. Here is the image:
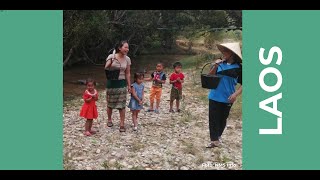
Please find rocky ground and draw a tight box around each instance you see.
[63,70,242,170]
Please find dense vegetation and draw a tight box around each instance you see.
[63,10,242,67]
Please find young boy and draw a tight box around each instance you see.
[145,62,166,114]
[169,62,185,113]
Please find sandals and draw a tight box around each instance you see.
[119,126,126,132]
[147,109,154,112]
[206,141,220,148]
[107,121,113,127]
[84,131,92,136]
[169,109,180,113]
[89,130,97,134]
[107,120,125,132]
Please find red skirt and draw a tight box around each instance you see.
[80,102,98,119]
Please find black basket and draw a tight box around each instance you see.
[200,62,222,89]
[105,58,121,80]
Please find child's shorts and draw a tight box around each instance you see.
[150,86,162,101]
[170,87,182,100]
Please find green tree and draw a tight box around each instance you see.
[63,10,241,68]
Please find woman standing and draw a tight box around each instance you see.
[105,40,131,132]
[206,42,242,148]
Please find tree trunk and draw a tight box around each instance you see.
[132,43,142,57]
[63,46,74,67]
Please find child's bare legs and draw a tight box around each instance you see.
[156,99,161,110]
[176,100,180,111]
[85,119,93,136]
[89,120,96,134]
[169,100,174,111]
[85,120,90,132]
[132,110,137,126]
[132,110,140,130]
[150,100,154,111]
[132,110,140,127]
[136,110,140,121]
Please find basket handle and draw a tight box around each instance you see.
[201,62,223,74]
[200,62,213,74]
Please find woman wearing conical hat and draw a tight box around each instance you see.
[206,42,242,148]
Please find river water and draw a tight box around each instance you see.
[63,55,189,101]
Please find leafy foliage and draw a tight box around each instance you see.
[63,10,241,67]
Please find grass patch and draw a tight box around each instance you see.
[180,109,194,124]
[114,161,124,170]
[180,55,205,69]
[195,154,205,165]
[183,145,197,156]
[222,156,231,163]
[101,160,110,169]
[131,166,144,170]
[179,53,221,70]
[131,141,145,152]
[181,140,199,156]
[195,121,203,127]
[101,160,125,170]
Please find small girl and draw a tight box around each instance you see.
[128,73,145,131]
[80,78,99,136]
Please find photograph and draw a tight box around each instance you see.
[63,10,242,170]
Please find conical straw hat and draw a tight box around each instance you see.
[217,42,242,62]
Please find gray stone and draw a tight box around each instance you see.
[180,166,189,170]
[73,157,85,161]
[121,161,128,167]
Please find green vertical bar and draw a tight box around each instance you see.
[0,10,62,169]
[243,10,320,169]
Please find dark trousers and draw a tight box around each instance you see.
[209,99,232,141]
